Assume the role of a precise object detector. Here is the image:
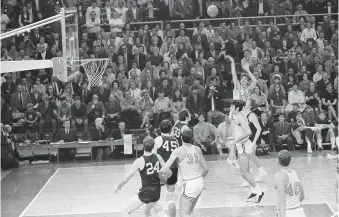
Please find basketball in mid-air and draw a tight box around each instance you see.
[207,5,218,17]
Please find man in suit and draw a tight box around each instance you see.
[189,43,203,62]
[1,125,19,170]
[119,43,133,70]
[30,28,43,45]
[204,76,224,123]
[104,93,121,128]
[279,55,294,75]
[132,46,146,70]
[174,76,190,97]
[126,0,143,23]
[109,121,130,158]
[50,76,64,97]
[193,0,207,18]
[172,0,194,19]
[87,94,106,124]
[48,32,62,51]
[274,114,294,151]
[250,0,269,17]
[155,78,174,99]
[90,118,111,161]
[186,86,204,126]
[76,82,93,104]
[56,119,77,161]
[192,26,209,51]
[259,112,274,150]
[10,85,32,113]
[141,68,159,89]
[93,85,110,103]
[71,96,89,137]
[21,77,31,93]
[30,85,43,107]
[2,74,16,103]
[36,43,53,60]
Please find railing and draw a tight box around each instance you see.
[168,13,338,27]
[81,20,163,32]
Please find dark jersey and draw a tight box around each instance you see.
[172,121,186,147]
[139,154,161,188]
[156,135,179,167]
[246,112,258,141]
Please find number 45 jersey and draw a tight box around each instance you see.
[154,134,179,168]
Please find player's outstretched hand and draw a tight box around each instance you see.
[115,183,123,193]
[159,168,172,180]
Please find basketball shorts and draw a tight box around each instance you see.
[167,168,178,185]
[284,207,306,217]
[138,185,161,204]
[236,140,254,155]
[181,177,204,201]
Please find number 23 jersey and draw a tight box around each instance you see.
[154,134,179,167]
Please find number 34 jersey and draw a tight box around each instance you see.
[154,134,179,168]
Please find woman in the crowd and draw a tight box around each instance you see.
[248,85,271,117]
[171,89,186,123]
[35,78,46,93]
[138,90,154,128]
[18,6,32,27]
[194,59,205,81]
[61,83,73,104]
[143,80,157,101]
[111,80,124,102]
[37,36,49,51]
[321,83,338,122]
[304,81,321,114]
[176,42,186,59]
[270,84,286,115]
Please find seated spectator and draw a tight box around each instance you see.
[109,121,130,158]
[1,125,19,170]
[139,90,154,128]
[205,67,221,87]
[153,90,171,127]
[94,85,110,103]
[129,80,142,102]
[259,112,274,151]
[315,110,337,150]
[71,96,89,137]
[285,83,306,114]
[305,81,321,113]
[253,70,269,97]
[90,118,111,160]
[291,112,316,153]
[87,94,106,124]
[18,6,33,27]
[248,86,270,116]
[105,93,121,128]
[24,103,38,139]
[171,89,186,123]
[186,85,204,126]
[321,83,338,122]
[155,78,173,99]
[111,80,124,102]
[273,114,294,151]
[193,114,218,155]
[205,76,224,123]
[38,95,58,140]
[120,89,139,128]
[56,119,77,161]
[10,84,32,113]
[299,73,311,92]
[58,97,71,125]
[76,82,93,104]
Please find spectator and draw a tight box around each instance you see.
[104,93,121,128]
[270,84,287,115]
[285,83,306,114]
[24,103,38,139]
[193,114,218,155]
[76,82,93,104]
[139,90,154,128]
[321,83,338,122]
[120,89,139,128]
[36,44,53,60]
[57,97,71,125]
[90,118,111,160]
[299,73,311,92]
[111,80,124,102]
[87,94,106,124]
[248,86,270,116]
[291,112,316,153]
[56,119,77,161]
[1,96,12,125]
[204,76,224,123]
[259,112,274,150]
[86,0,101,21]
[10,84,32,113]
[18,6,33,27]
[109,11,124,34]
[153,89,171,127]
[38,95,58,140]
[129,80,142,101]
[274,114,294,151]
[126,0,143,23]
[71,96,89,137]
[115,0,128,24]
[1,125,19,170]
[110,121,130,158]
[30,84,43,108]
[171,89,186,122]
[315,110,337,150]
[172,0,193,19]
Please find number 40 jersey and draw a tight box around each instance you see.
[154,134,179,168]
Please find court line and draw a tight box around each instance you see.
[326,202,336,214]
[1,170,12,180]
[21,203,331,216]
[18,168,60,217]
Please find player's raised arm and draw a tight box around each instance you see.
[244,64,257,91]
[196,147,209,178]
[227,55,240,89]
[115,158,143,192]
[275,172,287,217]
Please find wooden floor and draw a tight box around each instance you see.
[9,152,337,217]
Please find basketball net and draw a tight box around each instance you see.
[66,58,109,89]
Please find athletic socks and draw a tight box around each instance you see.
[255,184,262,195]
[331,137,336,149]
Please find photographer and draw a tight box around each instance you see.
[204,76,225,124]
[139,90,154,129]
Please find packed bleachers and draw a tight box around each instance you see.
[0,0,338,164]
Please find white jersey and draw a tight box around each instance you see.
[233,85,250,102]
[233,113,250,143]
[283,169,302,210]
[179,145,203,181]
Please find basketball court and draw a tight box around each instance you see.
[2,152,336,217]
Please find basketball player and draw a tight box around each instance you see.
[229,100,264,203]
[241,107,268,182]
[153,120,179,217]
[115,137,170,217]
[275,150,306,217]
[160,128,209,217]
[228,55,257,102]
[171,110,190,147]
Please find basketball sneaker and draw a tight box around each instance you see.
[245,193,257,202]
[255,192,265,204]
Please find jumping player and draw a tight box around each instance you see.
[242,107,268,182]
[115,137,170,217]
[229,100,264,203]
[275,150,306,217]
[153,120,179,217]
[160,128,209,217]
[171,110,190,147]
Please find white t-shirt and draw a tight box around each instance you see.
[115,7,128,24]
[109,18,123,32]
